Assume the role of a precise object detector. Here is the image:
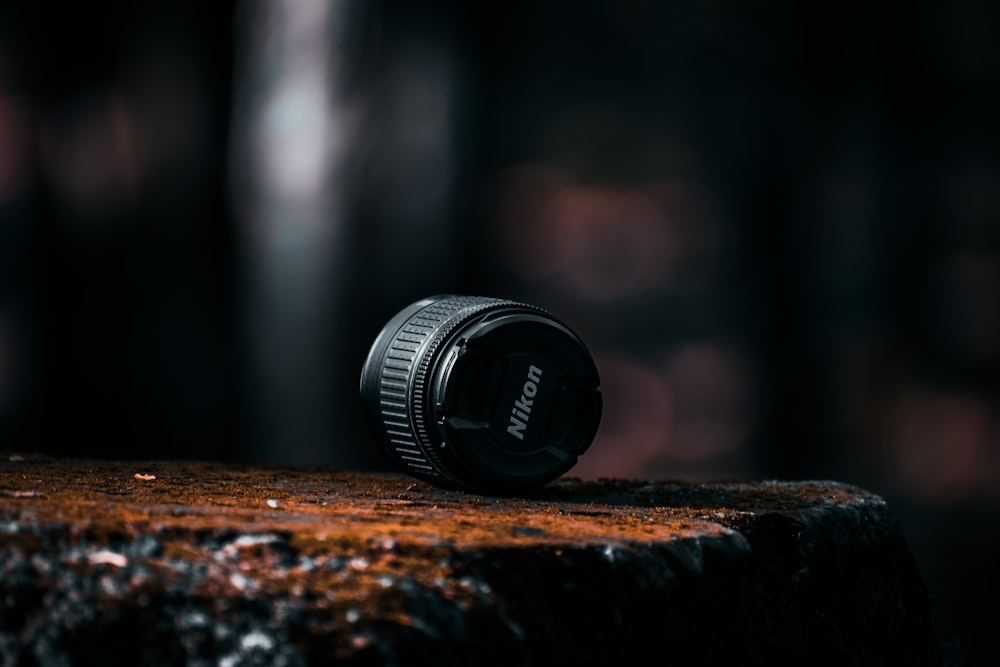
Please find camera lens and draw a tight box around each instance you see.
[360,295,602,494]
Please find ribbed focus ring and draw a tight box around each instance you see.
[375,296,511,480]
[375,298,476,479]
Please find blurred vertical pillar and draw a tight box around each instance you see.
[229,0,359,464]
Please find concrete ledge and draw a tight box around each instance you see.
[0,453,959,665]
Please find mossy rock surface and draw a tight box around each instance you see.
[0,453,960,665]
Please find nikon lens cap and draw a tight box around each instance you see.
[360,295,602,494]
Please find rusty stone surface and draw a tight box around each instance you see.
[0,453,959,665]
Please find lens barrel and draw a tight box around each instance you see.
[360,295,602,493]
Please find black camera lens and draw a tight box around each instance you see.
[360,295,602,494]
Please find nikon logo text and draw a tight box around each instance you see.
[507,365,543,440]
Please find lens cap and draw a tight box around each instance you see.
[360,295,602,494]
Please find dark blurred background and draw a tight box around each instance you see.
[1,0,997,662]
